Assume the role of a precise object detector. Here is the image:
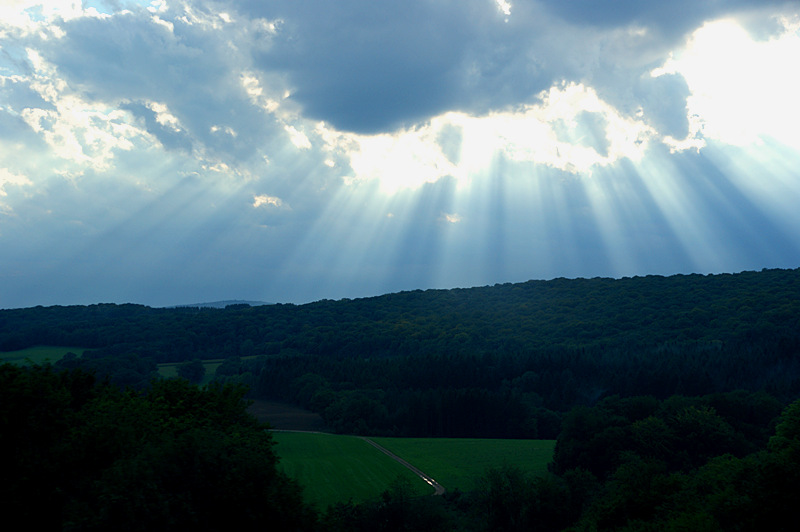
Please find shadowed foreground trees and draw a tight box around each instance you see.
[545,395,800,531]
[4,361,800,531]
[0,363,315,531]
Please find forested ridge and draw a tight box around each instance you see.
[2,268,798,356]
[2,268,800,438]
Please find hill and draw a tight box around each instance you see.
[2,268,799,438]
[2,268,798,355]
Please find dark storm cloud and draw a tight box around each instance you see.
[240,0,491,133]
[235,0,624,133]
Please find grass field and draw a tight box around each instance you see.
[0,348,220,387]
[272,432,432,508]
[0,346,87,365]
[371,437,556,493]
[272,432,556,508]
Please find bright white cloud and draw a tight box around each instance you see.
[12,50,143,170]
[495,0,512,18]
[253,194,283,208]
[147,101,182,131]
[337,124,460,193]
[0,168,32,196]
[285,125,312,150]
[328,82,654,193]
[656,17,800,149]
[0,1,82,30]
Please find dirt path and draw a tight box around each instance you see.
[360,437,446,496]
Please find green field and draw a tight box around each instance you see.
[371,437,556,492]
[272,432,556,508]
[272,432,432,508]
[0,346,87,365]
[0,348,220,386]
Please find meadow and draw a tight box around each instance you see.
[271,432,429,508]
[0,347,221,385]
[0,346,86,365]
[371,437,556,493]
[271,431,556,508]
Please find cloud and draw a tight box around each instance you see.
[660,18,800,149]
[0,168,32,210]
[239,0,485,133]
[0,75,53,112]
[13,3,298,173]
[634,73,691,140]
[215,0,796,138]
[120,101,193,152]
[539,0,794,34]
[253,194,283,208]
[441,212,462,224]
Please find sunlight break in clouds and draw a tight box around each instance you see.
[495,0,512,19]
[334,83,653,194]
[12,48,142,171]
[0,1,83,29]
[335,15,800,195]
[654,17,800,149]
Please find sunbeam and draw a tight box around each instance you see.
[2,2,800,308]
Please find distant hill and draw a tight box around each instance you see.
[169,300,273,309]
[2,267,800,439]
[2,269,799,359]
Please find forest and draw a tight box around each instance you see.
[2,267,800,529]
[2,268,799,438]
[0,364,316,531]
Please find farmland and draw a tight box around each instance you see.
[272,432,432,507]
[271,431,556,508]
[371,437,556,493]
[0,345,86,365]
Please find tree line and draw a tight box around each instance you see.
[2,268,798,359]
[3,268,800,439]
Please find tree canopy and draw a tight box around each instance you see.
[0,363,315,531]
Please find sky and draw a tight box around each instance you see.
[1,0,800,308]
